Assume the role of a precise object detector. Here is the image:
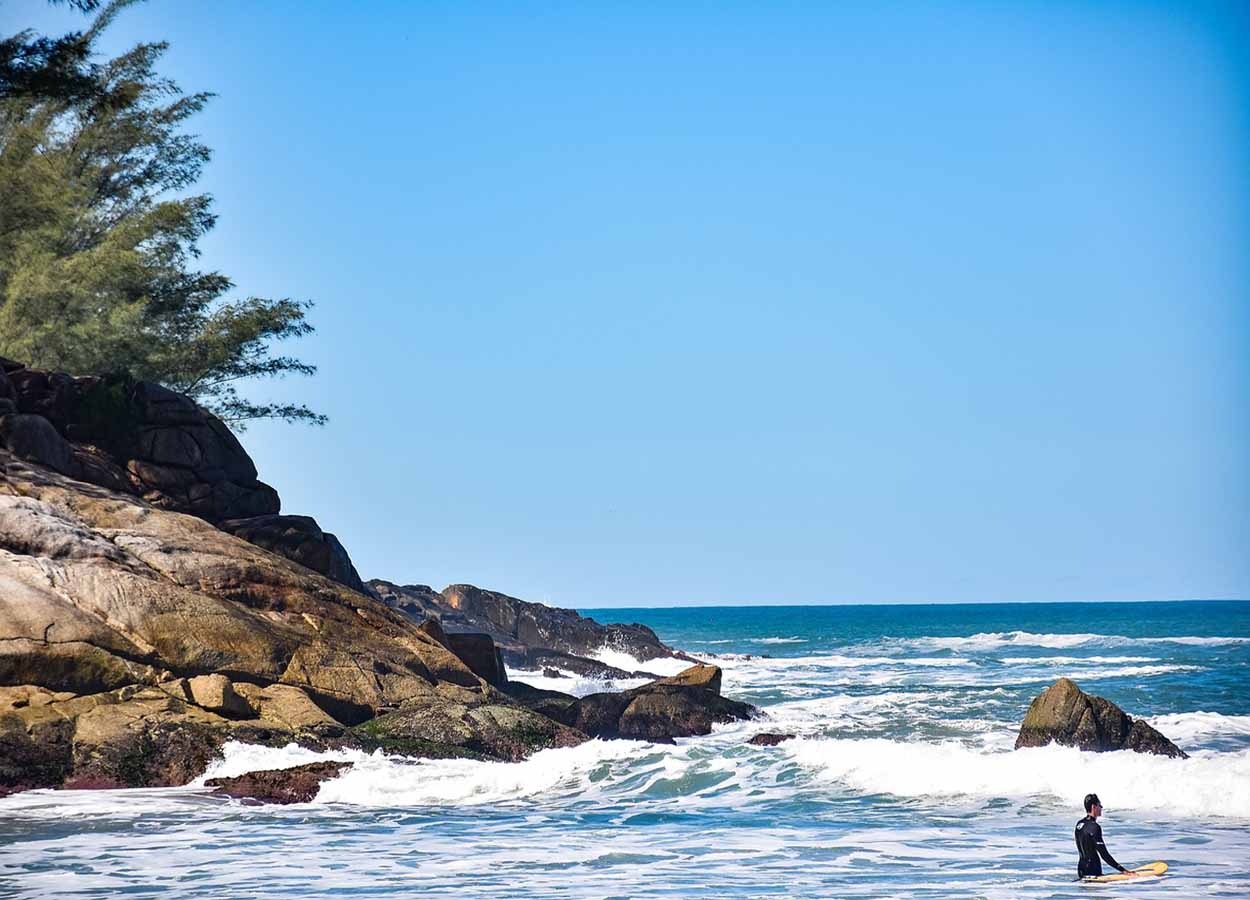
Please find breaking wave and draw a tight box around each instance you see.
[787,738,1250,819]
[907,631,1250,651]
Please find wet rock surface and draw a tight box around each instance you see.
[509,664,756,744]
[206,761,349,804]
[1015,677,1187,758]
[747,732,795,746]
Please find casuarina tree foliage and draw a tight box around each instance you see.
[0,0,325,426]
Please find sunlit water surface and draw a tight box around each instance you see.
[2,600,1248,899]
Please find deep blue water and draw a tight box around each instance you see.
[2,600,1247,898]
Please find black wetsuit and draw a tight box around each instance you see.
[1075,815,1125,878]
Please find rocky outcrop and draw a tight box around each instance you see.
[2,363,280,521]
[0,450,550,792]
[369,580,693,679]
[0,361,364,590]
[508,664,755,743]
[218,514,364,592]
[207,761,349,804]
[0,682,302,793]
[1015,678,1187,758]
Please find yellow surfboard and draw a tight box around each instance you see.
[1085,862,1168,884]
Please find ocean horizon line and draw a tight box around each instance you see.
[575,597,1250,611]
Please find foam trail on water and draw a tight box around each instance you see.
[507,668,650,696]
[1146,712,1250,743]
[905,631,1250,651]
[997,655,1158,665]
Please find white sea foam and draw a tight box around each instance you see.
[997,655,1157,665]
[590,647,693,676]
[506,668,651,696]
[315,739,648,806]
[908,631,1250,651]
[750,637,807,644]
[788,738,1250,818]
[192,741,369,784]
[719,654,973,669]
[1147,712,1250,743]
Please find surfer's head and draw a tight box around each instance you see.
[1084,793,1102,815]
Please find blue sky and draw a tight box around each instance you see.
[11,1,1250,606]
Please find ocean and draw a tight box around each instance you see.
[2,600,1248,898]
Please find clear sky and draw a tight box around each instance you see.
[11,0,1250,607]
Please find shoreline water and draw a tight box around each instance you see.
[3,601,1248,898]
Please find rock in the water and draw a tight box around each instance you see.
[653,663,722,694]
[504,664,754,744]
[206,761,348,804]
[560,666,755,743]
[218,514,365,592]
[356,694,587,761]
[747,732,795,746]
[1015,678,1187,758]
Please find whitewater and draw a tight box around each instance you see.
[2,600,1248,898]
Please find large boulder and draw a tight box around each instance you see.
[444,633,508,688]
[207,761,349,804]
[654,663,722,694]
[0,414,74,475]
[568,682,755,742]
[218,514,365,592]
[3,366,281,522]
[1015,678,1187,758]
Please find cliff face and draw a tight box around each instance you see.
[370,580,690,677]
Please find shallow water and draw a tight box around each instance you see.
[2,600,1248,898]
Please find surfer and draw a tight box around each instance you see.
[1075,793,1129,879]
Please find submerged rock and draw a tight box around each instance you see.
[1015,678,1187,758]
[747,732,795,746]
[207,761,349,804]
